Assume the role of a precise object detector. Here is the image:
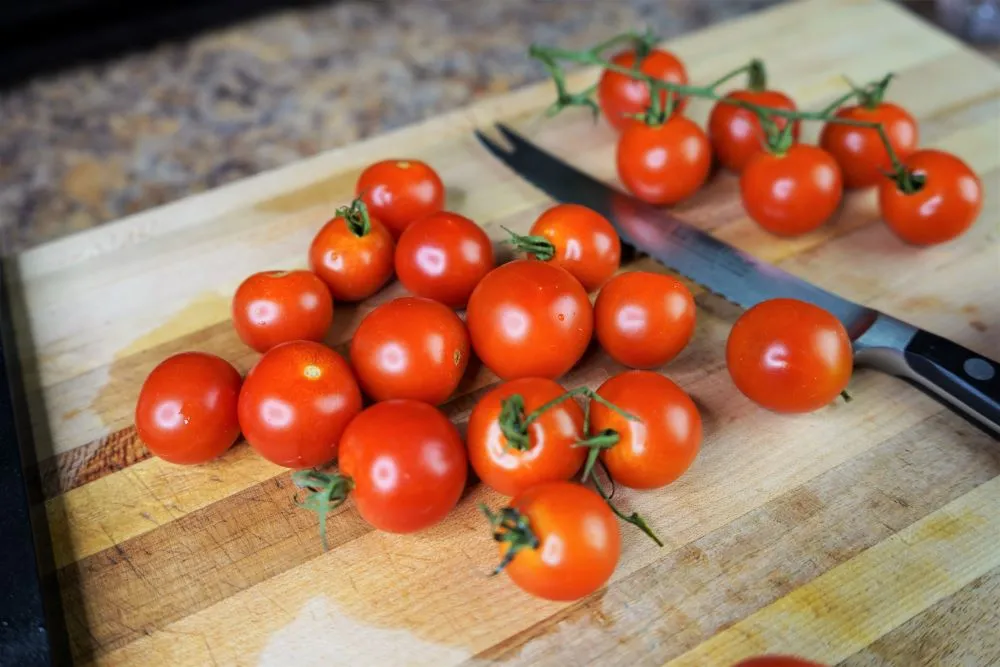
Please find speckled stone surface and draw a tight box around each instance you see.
[0,0,791,252]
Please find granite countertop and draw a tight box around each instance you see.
[0,0,780,252]
[0,0,992,253]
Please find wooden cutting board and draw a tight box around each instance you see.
[7,0,999,664]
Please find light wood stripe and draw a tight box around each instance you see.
[666,475,1000,667]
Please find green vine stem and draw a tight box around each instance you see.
[335,197,373,237]
[590,461,664,547]
[292,469,354,551]
[498,385,640,453]
[502,225,556,261]
[529,38,909,181]
[480,503,540,575]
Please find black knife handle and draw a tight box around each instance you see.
[855,316,1000,438]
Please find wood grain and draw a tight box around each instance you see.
[6,0,999,664]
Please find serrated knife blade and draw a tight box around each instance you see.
[474,122,1000,437]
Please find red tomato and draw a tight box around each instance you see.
[238,341,362,468]
[356,159,445,239]
[309,201,394,302]
[617,117,712,206]
[339,400,467,533]
[135,352,242,464]
[878,149,983,245]
[597,48,688,131]
[590,370,701,489]
[740,145,843,236]
[594,271,696,369]
[513,204,621,292]
[231,270,333,353]
[350,297,470,405]
[726,298,853,413]
[394,211,494,307]
[466,260,593,380]
[709,89,800,172]
[733,657,825,667]
[467,378,586,497]
[820,102,918,189]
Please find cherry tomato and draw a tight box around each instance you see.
[356,159,445,239]
[467,378,586,497]
[820,102,918,189]
[309,200,394,302]
[617,117,712,206]
[590,370,701,489]
[135,352,242,465]
[492,481,619,601]
[594,271,696,369]
[513,204,621,292]
[466,260,593,380]
[740,145,843,236]
[709,89,800,173]
[238,340,362,468]
[733,657,825,667]
[597,48,688,132]
[878,149,983,246]
[339,400,467,533]
[350,297,470,405]
[232,270,333,353]
[394,211,494,307]
[726,298,852,413]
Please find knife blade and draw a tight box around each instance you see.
[474,122,1000,438]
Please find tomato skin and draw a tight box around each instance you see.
[740,146,843,236]
[467,378,586,497]
[591,370,701,489]
[527,204,621,292]
[878,149,983,246]
[594,271,696,369]
[466,260,594,381]
[709,89,800,173]
[617,117,712,206]
[309,213,394,302]
[394,211,494,307]
[819,102,918,189]
[135,352,242,465]
[726,298,853,414]
[597,49,688,132]
[732,656,825,667]
[350,297,470,405]
[339,400,467,533]
[502,482,620,601]
[231,270,333,353]
[238,341,362,468]
[356,159,445,239]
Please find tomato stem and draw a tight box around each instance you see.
[575,429,620,484]
[590,461,664,547]
[529,36,903,176]
[292,469,354,551]
[502,225,556,261]
[335,197,373,237]
[480,503,540,575]
[840,389,853,403]
[497,394,532,451]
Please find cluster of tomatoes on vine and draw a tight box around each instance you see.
[537,32,982,245]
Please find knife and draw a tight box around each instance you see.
[474,123,1000,438]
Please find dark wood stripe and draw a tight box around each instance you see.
[40,426,150,499]
[469,411,1000,664]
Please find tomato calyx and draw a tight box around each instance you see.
[502,226,556,262]
[847,72,894,110]
[497,394,533,451]
[480,504,540,575]
[886,165,926,195]
[335,197,373,237]
[292,469,354,551]
[762,118,796,156]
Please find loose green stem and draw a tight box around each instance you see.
[530,38,902,167]
[840,389,853,403]
[480,503,539,575]
[502,225,556,261]
[292,469,354,551]
[335,197,373,237]
[590,462,664,547]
